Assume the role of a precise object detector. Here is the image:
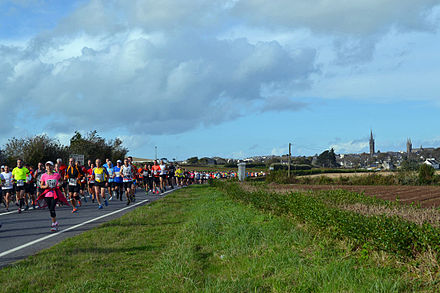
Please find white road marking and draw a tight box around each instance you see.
[0,189,175,258]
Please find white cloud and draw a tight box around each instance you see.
[330,140,369,154]
[1,0,440,144]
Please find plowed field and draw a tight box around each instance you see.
[268,184,440,208]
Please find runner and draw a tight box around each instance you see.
[87,163,96,203]
[12,159,30,213]
[142,164,149,194]
[92,159,109,209]
[120,158,134,205]
[65,158,83,213]
[34,162,45,207]
[113,160,123,201]
[105,160,115,200]
[1,166,13,211]
[159,160,167,193]
[168,162,176,189]
[76,161,88,203]
[151,160,161,194]
[37,161,69,232]
[57,158,67,196]
[175,166,183,187]
[127,156,136,201]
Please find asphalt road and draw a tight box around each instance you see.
[0,187,176,268]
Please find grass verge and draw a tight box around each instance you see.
[0,185,429,292]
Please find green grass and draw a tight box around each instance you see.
[0,186,424,292]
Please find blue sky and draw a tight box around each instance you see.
[1,0,440,160]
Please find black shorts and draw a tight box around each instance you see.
[2,189,12,196]
[89,182,95,188]
[123,182,132,190]
[107,182,114,189]
[113,182,123,189]
[68,185,80,193]
[94,182,106,188]
[15,184,25,191]
[153,177,160,184]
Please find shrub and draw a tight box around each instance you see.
[419,164,435,185]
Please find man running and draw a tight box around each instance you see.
[113,160,123,201]
[121,158,135,205]
[65,158,83,213]
[1,166,13,211]
[151,160,161,194]
[34,162,45,207]
[12,159,30,213]
[105,161,115,200]
[159,160,167,193]
[92,159,109,209]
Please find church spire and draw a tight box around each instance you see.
[369,130,375,157]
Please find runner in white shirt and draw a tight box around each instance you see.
[1,166,13,211]
[159,160,167,193]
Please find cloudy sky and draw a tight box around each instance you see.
[1,0,440,160]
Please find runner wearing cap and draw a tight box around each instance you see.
[105,161,115,200]
[113,160,123,201]
[37,161,69,232]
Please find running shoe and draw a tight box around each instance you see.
[98,204,103,209]
[109,196,113,201]
[72,208,78,213]
[24,205,29,211]
[50,222,58,232]
[104,199,108,206]
[78,200,82,207]
[18,208,22,214]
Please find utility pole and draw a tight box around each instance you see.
[288,143,292,177]
[155,146,157,160]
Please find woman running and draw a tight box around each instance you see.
[37,161,69,232]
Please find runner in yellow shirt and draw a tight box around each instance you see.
[12,159,30,213]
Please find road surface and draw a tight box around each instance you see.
[0,188,176,268]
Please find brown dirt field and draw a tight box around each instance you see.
[266,184,440,208]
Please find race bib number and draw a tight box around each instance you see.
[68,178,77,186]
[95,173,104,182]
[4,179,11,188]
[115,172,120,177]
[47,179,57,188]
[16,180,24,187]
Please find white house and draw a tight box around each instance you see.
[423,158,440,169]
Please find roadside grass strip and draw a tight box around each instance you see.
[0,185,425,292]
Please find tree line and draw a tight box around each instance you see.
[0,131,128,167]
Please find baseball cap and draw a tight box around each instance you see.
[117,160,122,163]
[45,161,54,166]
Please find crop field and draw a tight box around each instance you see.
[263,183,440,208]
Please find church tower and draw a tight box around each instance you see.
[406,138,412,159]
[369,130,375,157]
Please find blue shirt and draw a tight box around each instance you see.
[113,166,122,183]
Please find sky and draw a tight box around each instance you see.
[1,0,440,160]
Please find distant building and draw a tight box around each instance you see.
[369,130,375,157]
[423,158,440,169]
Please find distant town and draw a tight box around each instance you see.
[156,131,439,171]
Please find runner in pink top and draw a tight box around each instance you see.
[37,161,69,232]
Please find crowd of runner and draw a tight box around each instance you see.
[0,156,243,231]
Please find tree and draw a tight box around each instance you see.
[186,157,198,164]
[419,164,435,185]
[69,131,128,162]
[316,148,338,168]
[3,135,68,167]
